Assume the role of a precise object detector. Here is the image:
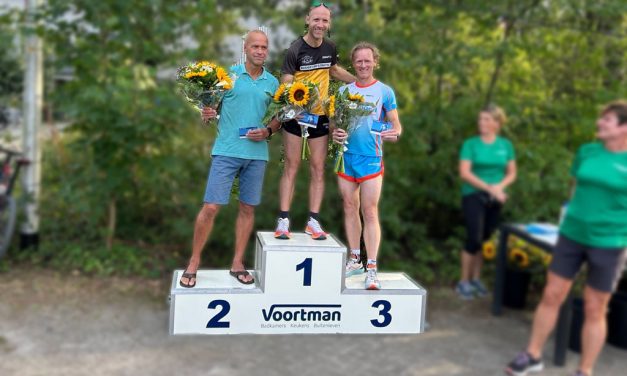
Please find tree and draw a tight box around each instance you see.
[0,9,23,128]
[38,0,253,249]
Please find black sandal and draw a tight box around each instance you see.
[179,270,197,288]
[229,270,255,285]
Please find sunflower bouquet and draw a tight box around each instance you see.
[506,237,552,271]
[262,80,319,124]
[328,89,376,173]
[262,80,320,159]
[176,61,234,126]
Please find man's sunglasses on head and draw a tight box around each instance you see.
[311,1,330,8]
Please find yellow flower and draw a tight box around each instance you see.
[184,72,193,79]
[273,84,285,102]
[288,82,310,106]
[327,95,335,117]
[216,67,228,82]
[222,79,233,90]
[348,93,364,102]
[510,248,529,268]
[198,71,207,77]
[482,241,496,260]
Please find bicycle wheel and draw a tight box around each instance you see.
[0,195,17,259]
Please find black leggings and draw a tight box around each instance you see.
[462,191,502,255]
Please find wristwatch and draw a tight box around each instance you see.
[265,126,273,140]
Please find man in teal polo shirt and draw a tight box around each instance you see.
[179,30,280,288]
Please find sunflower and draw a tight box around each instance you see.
[185,71,203,79]
[327,95,336,117]
[482,241,496,260]
[196,61,216,69]
[222,78,233,90]
[273,84,285,102]
[288,82,310,106]
[348,93,364,102]
[509,248,529,268]
[216,67,228,82]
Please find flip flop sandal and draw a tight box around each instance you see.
[229,270,255,285]
[179,270,197,288]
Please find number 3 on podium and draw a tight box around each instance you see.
[371,300,392,327]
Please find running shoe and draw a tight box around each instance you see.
[471,279,489,298]
[455,281,475,300]
[305,217,327,240]
[505,351,544,376]
[345,256,364,277]
[365,267,381,290]
[274,217,291,239]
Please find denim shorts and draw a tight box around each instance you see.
[203,155,267,206]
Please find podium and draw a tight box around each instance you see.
[169,232,426,335]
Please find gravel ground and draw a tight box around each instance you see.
[0,268,625,376]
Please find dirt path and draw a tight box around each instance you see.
[0,268,625,376]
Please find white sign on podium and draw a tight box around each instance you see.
[169,232,426,335]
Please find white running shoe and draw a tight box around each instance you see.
[365,267,381,290]
[345,256,364,277]
[274,217,291,239]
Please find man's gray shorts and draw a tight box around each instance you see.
[550,234,627,293]
[203,155,267,206]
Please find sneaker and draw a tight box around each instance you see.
[305,217,327,240]
[365,267,380,290]
[455,281,475,300]
[470,279,489,298]
[505,351,544,376]
[274,217,291,239]
[345,256,364,277]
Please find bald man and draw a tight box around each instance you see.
[274,2,355,241]
[179,30,280,288]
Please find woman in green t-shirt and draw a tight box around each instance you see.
[457,104,517,300]
[506,101,627,376]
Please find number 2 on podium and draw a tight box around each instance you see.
[296,258,313,286]
[206,300,231,328]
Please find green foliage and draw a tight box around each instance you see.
[34,0,247,248]
[0,9,22,103]
[5,1,627,284]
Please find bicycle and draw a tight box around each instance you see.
[0,145,30,259]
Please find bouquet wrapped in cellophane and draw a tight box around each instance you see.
[176,61,234,126]
[327,89,376,173]
[262,80,320,159]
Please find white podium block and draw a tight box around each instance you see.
[169,232,427,335]
[255,232,346,296]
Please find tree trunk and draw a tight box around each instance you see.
[106,197,116,250]
[484,21,513,107]
[484,0,541,106]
